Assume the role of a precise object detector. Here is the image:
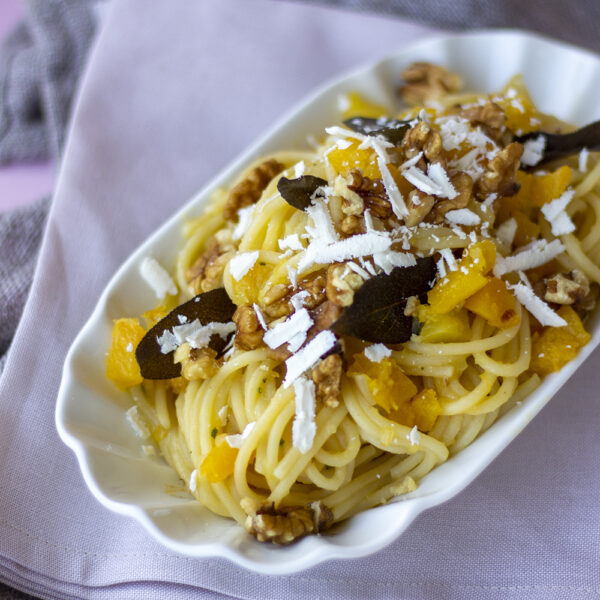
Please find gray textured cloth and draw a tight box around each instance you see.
[0,0,96,370]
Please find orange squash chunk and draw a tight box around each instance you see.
[327,140,381,180]
[411,388,442,432]
[496,80,541,134]
[512,210,541,247]
[530,306,590,376]
[349,354,417,413]
[417,305,471,343]
[427,241,496,314]
[339,91,387,119]
[464,278,520,329]
[106,318,146,389]
[200,442,239,483]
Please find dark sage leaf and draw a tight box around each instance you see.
[330,257,436,344]
[516,119,600,168]
[343,116,411,145]
[136,288,236,380]
[277,175,328,211]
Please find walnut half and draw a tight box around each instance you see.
[543,270,590,305]
[399,62,462,106]
[241,498,333,544]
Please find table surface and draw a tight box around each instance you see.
[0,0,55,213]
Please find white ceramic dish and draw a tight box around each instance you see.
[56,29,600,574]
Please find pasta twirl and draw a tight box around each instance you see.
[107,63,598,544]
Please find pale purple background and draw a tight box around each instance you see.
[0,0,55,212]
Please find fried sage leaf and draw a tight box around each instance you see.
[277,175,328,211]
[136,288,236,379]
[330,257,436,343]
[516,119,600,168]
[343,116,411,145]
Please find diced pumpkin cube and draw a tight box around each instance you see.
[106,318,146,389]
[339,91,387,119]
[349,354,417,413]
[200,442,239,483]
[142,305,168,328]
[512,210,541,247]
[417,305,471,342]
[427,241,496,314]
[530,306,590,376]
[411,388,442,432]
[230,259,273,305]
[496,77,542,134]
[327,140,381,179]
[464,278,520,329]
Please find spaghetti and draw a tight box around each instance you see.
[107,63,599,544]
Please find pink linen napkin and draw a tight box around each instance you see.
[0,1,599,599]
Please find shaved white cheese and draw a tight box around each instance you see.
[226,422,256,448]
[541,189,576,236]
[335,139,352,150]
[360,257,378,276]
[263,309,313,352]
[436,257,446,278]
[278,233,303,252]
[140,256,177,299]
[400,151,423,170]
[521,135,546,167]
[306,201,338,244]
[287,265,298,288]
[337,93,350,112]
[445,208,480,226]
[363,209,376,233]
[189,469,198,493]
[509,283,567,327]
[439,248,458,272]
[229,251,259,281]
[177,315,188,324]
[373,250,416,274]
[364,343,391,362]
[292,377,316,454]
[126,342,134,353]
[495,218,517,247]
[377,156,408,218]
[233,205,255,240]
[438,116,472,151]
[541,189,575,221]
[294,161,306,178]
[218,405,228,425]
[579,148,589,172]
[253,303,267,330]
[298,231,391,272]
[125,406,150,439]
[347,260,371,280]
[290,290,310,311]
[403,164,457,199]
[493,239,565,277]
[157,319,235,354]
[449,147,484,181]
[283,330,337,387]
[408,425,421,446]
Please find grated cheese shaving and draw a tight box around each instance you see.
[579,148,589,173]
[253,303,267,330]
[157,319,235,354]
[292,377,316,454]
[377,156,408,218]
[408,425,421,446]
[509,283,567,327]
[278,233,303,252]
[540,189,576,236]
[263,309,313,353]
[229,251,259,281]
[364,343,391,362]
[226,422,256,448]
[439,248,458,272]
[493,239,565,277]
[233,205,255,240]
[495,218,517,247]
[521,135,546,167]
[283,330,337,387]
[139,256,177,299]
[445,208,480,226]
[402,163,457,199]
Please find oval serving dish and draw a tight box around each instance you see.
[56,30,600,574]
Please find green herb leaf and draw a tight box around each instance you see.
[211,427,218,439]
[277,175,328,211]
[330,257,436,343]
[136,288,236,380]
[343,116,411,145]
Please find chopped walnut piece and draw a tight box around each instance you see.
[399,62,462,106]
[298,274,327,309]
[429,172,474,223]
[459,101,506,141]
[477,142,523,197]
[340,214,363,235]
[223,159,284,221]
[543,270,590,305]
[174,343,219,380]
[312,300,343,331]
[241,497,333,544]
[186,231,235,294]
[326,263,365,307]
[404,190,436,227]
[233,304,264,350]
[334,174,364,216]
[312,354,342,407]
[347,170,393,220]
[262,283,292,318]
[401,121,443,164]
